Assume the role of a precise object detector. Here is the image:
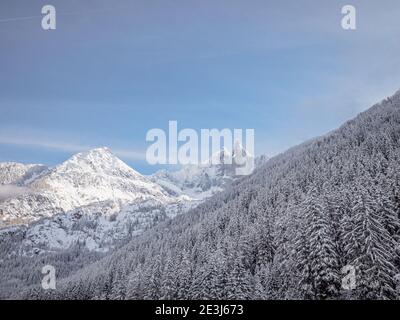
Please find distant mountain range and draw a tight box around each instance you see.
[0,144,259,254]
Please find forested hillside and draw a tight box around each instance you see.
[16,91,400,300]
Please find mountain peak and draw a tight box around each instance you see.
[67,147,120,164]
[52,147,144,181]
[89,146,112,154]
[74,147,114,160]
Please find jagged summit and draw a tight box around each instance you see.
[150,144,258,199]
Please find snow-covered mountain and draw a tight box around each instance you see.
[0,148,178,227]
[149,141,256,200]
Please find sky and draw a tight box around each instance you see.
[1,0,400,174]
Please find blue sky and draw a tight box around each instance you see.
[1,0,400,174]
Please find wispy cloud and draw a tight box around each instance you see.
[0,132,146,161]
[0,135,91,153]
[0,4,141,24]
[0,15,41,23]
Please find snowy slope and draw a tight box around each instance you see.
[0,163,47,185]
[9,197,195,254]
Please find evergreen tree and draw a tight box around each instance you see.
[347,187,398,299]
[297,189,340,299]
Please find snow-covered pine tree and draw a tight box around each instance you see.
[176,250,192,300]
[109,266,127,300]
[347,185,398,300]
[297,187,340,299]
[160,254,178,299]
[225,249,252,300]
[189,246,226,299]
[126,266,142,299]
[143,254,163,299]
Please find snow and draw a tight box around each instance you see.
[0,163,48,186]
